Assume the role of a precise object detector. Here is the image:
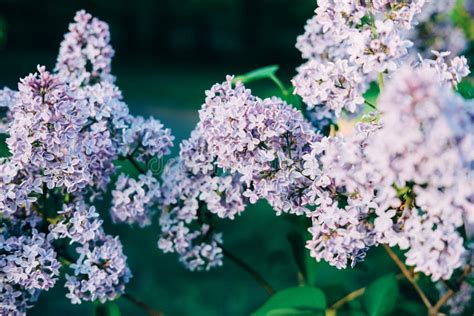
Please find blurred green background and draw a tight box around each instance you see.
[0,1,473,315]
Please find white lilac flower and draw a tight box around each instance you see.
[121,116,174,163]
[110,171,161,227]
[55,10,115,88]
[65,232,131,304]
[6,66,90,193]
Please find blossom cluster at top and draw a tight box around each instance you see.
[292,0,469,127]
[0,10,173,314]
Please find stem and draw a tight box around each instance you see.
[269,74,289,97]
[42,182,48,212]
[327,273,403,315]
[330,287,366,311]
[382,244,432,309]
[430,265,472,315]
[378,73,384,90]
[123,293,163,316]
[127,155,146,173]
[219,244,275,296]
[364,100,377,110]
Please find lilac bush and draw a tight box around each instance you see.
[0,10,173,314]
[1,2,473,315]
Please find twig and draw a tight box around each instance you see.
[219,244,275,296]
[378,73,384,90]
[127,155,146,173]
[123,293,163,316]
[330,287,366,310]
[364,100,377,110]
[382,244,432,309]
[430,265,472,315]
[327,272,404,312]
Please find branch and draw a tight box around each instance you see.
[382,244,432,309]
[122,293,163,316]
[330,287,365,310]
[219,244,275,296]
[431,265,472,315]
[127,155,146,173]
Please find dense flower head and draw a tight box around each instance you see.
[158,130,245,271]
[65,232,132,304]
[56,9,115,88]
[7,66,90,192]
[292,59,367,117]
[365,66,474,280]
[50,200,103,244]
[121,116,174,163]
[80,82,131,192]
[0,9,173,312]
[110,171,161,227]
[0,228,60,315]
[292,0,469,125]
[0,160,42,218]
[199,76,320,215]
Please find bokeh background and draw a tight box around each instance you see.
[0,1,473,315]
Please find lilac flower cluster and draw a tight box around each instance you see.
[292,0,420,119]
[158,130,245,271]
[190,61,473,282]
[1,227,60,315]
[366,66,474,280]
[199,76,319,215]
[111,171,161,227]
[1,10,172,313]
[292,0,469,127]
[56,10,115,88]
[65,232,131,304]
[121,116,174,163]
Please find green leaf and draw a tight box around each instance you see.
[466,277,474,286]
[233,65,280,84]
[253,286,326,316]
[93,302,121,316]
[267,308,321,315]
[362,274,399,316]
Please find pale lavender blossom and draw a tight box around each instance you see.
[110,171,161,227]
[49,200,103,244]
[121,116,174,163]
[158,130,245,271]
[7,66,90,192]
[65,232,131,304]
[56,10,115,88]
[0,228,61,315]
